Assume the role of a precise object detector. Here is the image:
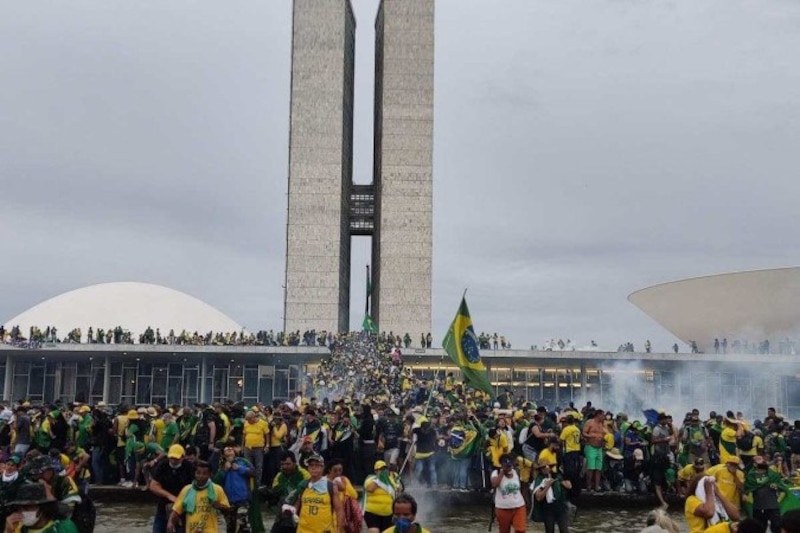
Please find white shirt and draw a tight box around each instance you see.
[492,470,526,509]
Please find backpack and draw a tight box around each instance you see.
[788,430,800,454]
[736,431,755,452]
[764,434,778,457]
[343,493,364,533]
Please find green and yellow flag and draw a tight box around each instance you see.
[442,297,493,395]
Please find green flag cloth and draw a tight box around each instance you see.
[442,297,493,395]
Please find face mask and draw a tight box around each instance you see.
[169,461,182,470]
[2,471,18,482]
[21,511,39,527]
[394,517,412,533]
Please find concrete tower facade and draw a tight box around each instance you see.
[284,0,434,338]
[284,0,356,334]
[371,0,435,339]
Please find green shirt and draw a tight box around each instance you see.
[160,421,179,450]
[77,414,93,448]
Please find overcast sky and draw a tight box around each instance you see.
[2,0,800,352]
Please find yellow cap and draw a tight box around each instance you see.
[167,444,185,459]
[374,460,387,470]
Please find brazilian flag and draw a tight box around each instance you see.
[442,297,493,395]
[449,423,485,459]
[362,313,378,334]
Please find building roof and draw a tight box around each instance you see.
[628,267,800,351]
[3,282,242,342]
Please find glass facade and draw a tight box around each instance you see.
[4,357,302,406]
[2,350,798,419]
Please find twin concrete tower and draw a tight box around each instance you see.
[283,0,434,337]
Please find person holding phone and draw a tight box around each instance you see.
[491,454,526,533]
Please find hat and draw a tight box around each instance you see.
[48,410,60,419]
[417,416,429,424]
[306,454,324,465]
[8,483,56,506]
[374,460,387,470]
[536,458,555,469]
[726,456,741,466]
[137,407,148,414]
[127,409,139,420]
[168,444,185,459]
[633,448,644,461]
[606,448,623,460]
[27,455,55,475]
[96,401,108,409]
[78,405,91,414]
[147,407,158,417]
[5,455,21,465]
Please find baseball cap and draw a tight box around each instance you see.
[306,454,324,465]
[167,444,185,460]
[374,460,387,470]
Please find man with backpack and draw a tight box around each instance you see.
[787,421,800,472]
[287,454,345,533]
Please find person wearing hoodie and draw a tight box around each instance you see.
[214,446,253,533]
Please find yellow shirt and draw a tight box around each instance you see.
[115,415,129,447]
[685,495,708,533]
[152,418,166,445]
[707,464,744,506]
[515,457,534,483]
[739,435,762,457]
[173,483,230,533]
[603,432,614,450]
[297,485,337,533]
[488,434,509,468]
[334,476,358,501]
[364,475,396,516]
[678,464,706,483]
[270,422,288,448]
[243,419,269,449]
[719,427,738,463]
[220,413,232,441]
[559,425,581,453]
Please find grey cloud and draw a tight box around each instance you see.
[3,0,800,353]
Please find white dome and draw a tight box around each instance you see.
[3,282,243,342]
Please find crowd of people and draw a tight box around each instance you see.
[3,332,800,533]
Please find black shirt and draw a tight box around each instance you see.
[150,458,194,514]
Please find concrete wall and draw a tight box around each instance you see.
[372,0,435,339]
[285,0,356,334]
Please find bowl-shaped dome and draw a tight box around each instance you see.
[629,267,800,351]
[3,282,242,342]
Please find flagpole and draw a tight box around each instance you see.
[366,264,371,315]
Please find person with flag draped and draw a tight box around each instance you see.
[442,296,493,396]
[448,412,485,491]
[168,460,230,533]
[363,461,398,533]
